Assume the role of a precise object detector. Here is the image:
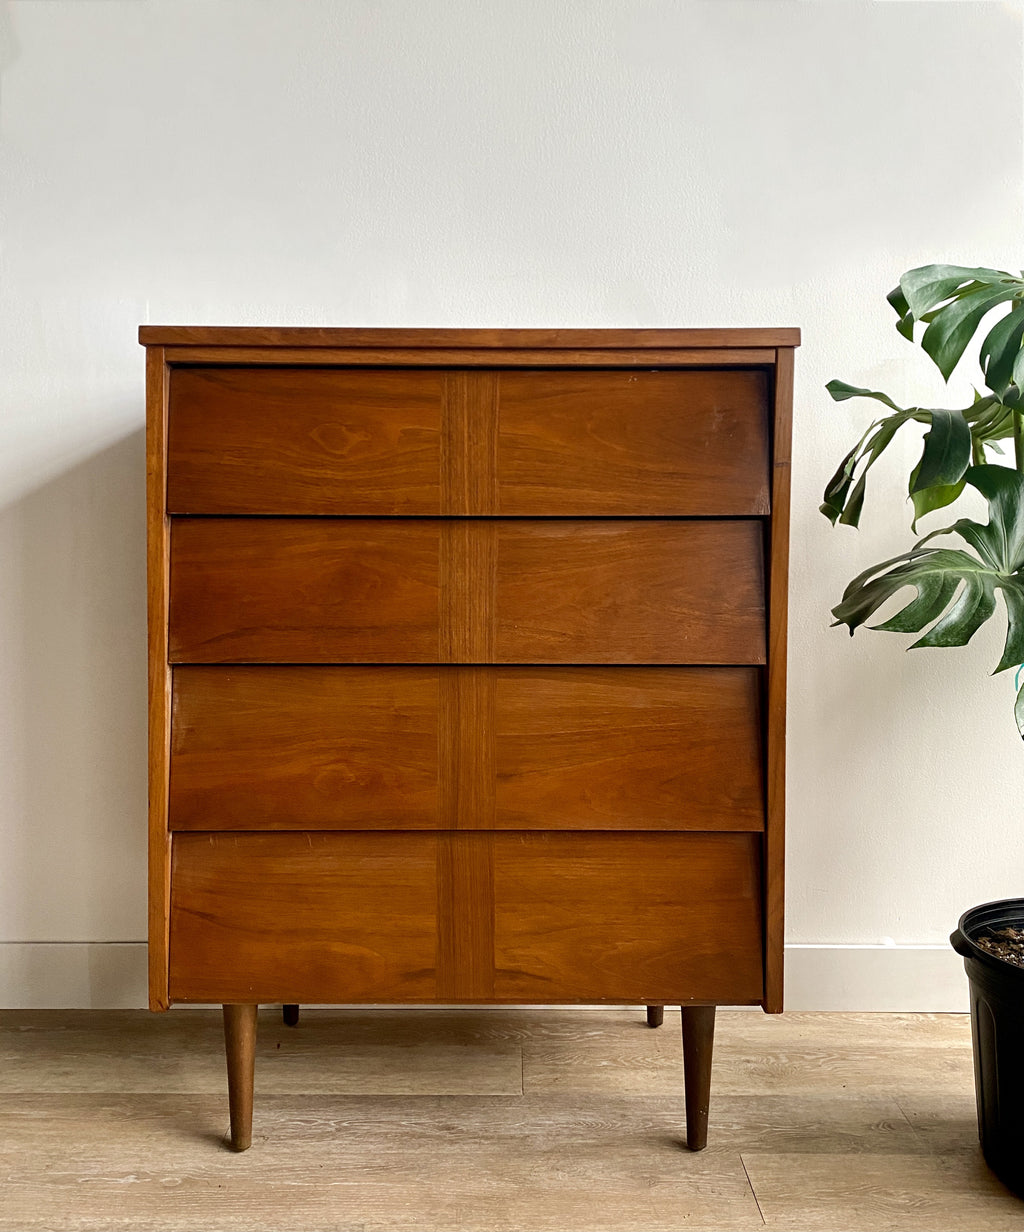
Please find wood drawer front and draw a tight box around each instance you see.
[167,666,764,832]
[167,831,763,1005]
[167,367,443,515]
[169,518,440,663]
[492,520,764,664]
[492,667,763,830]
[169,832,439,1004]
[165,367,769,516]
[491,832,763,1004]
[496,369,769,515]
[168,519,765,665]
[169,666,440,830]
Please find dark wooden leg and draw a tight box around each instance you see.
[283,1004,299,1027]
[646,1005,664,1028]
[681,1005,716,1151]
[223,1003,258,1152]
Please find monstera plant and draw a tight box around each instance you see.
[824,264,1024,1191]
[823,263,1024,731]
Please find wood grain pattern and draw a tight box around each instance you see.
[438,521,496,661]
[222,1004,257,1151]
[497,369,770,515]
[141,325,801,348]
[167,367,443,515]
[441,371,498,514]
[492,833,764,1004]
[169,667,440,830]
[169,519,765,665]
[166,366,765,517]
[437,834,495,1000]
[764,346,795,1014]
[170,832,761,1006]
[169,666,760,833]
[145,346,172,1012]
[169,833,439,1004]
[494,520,766,664]
[159,345,782,369]
[168,519,440,663]
[492,667,764,830]
[438,669,496,830]
[681,1005,716,1151]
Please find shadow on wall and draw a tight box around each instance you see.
[1,428,147,943]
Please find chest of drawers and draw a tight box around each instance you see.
[142,327,797,1152]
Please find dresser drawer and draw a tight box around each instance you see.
[497,369,770,515]
[168,665,764,832]
[168,518,766,664]
[169,832,439,1004]
[168,367,444,515]
[491,832,764,1003]
[169,666,440,830]
[166,367,769,516]
[168,831,764,1005]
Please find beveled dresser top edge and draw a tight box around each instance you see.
[139,326,801,349]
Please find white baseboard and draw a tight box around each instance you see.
[0,942,970,1011]
[0,943,148,1009]
[784,943,968,1012]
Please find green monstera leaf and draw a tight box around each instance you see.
[832,466,1024,734]
[895,264,1024,390]
[821,382,1003,529]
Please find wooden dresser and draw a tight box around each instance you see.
[142,327,797,1152]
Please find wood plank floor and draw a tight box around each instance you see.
[0,1008,1020,1231]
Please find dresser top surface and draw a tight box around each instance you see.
[139,326,800,350]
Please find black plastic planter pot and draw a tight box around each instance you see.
[951,899,1024,1194]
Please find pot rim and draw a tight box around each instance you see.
[951,897,1024,975]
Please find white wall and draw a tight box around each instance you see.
[1,0,1021,1009]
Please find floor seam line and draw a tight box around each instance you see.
[739,1153,767,1226]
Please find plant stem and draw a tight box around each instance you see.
[973,437,985,466]
[1015,407,1024,474]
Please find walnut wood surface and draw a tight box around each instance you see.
[764,346,795,1014]
[496,369,769,515]
[141,325,801,348]
[168,832,763,1006]
[164,345,782,368]
[145,347,172,1012]
[169,667,440,830]
[169,833,439,1004]
[168,518,440,664]
[490,667,764,830]
[492,520,765,664]
[222,1004,257,1151]
[168,666,764,832]
[165,367,769,516]
[681,1005,716,1150]
[168,519,765,665]
[491,833,763,1004]
[168,367,443,515]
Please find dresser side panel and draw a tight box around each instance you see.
[145,346,172,1011]
[764,347,794,1013]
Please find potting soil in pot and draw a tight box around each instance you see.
[976,928,1024,969]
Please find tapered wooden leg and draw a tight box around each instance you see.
[283,1004,299,1027]
[223,1004,258,1152]
[681,1005,716,1151]
[646,1005,664,1028]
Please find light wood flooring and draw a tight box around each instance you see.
[1,1008,1020,1231]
